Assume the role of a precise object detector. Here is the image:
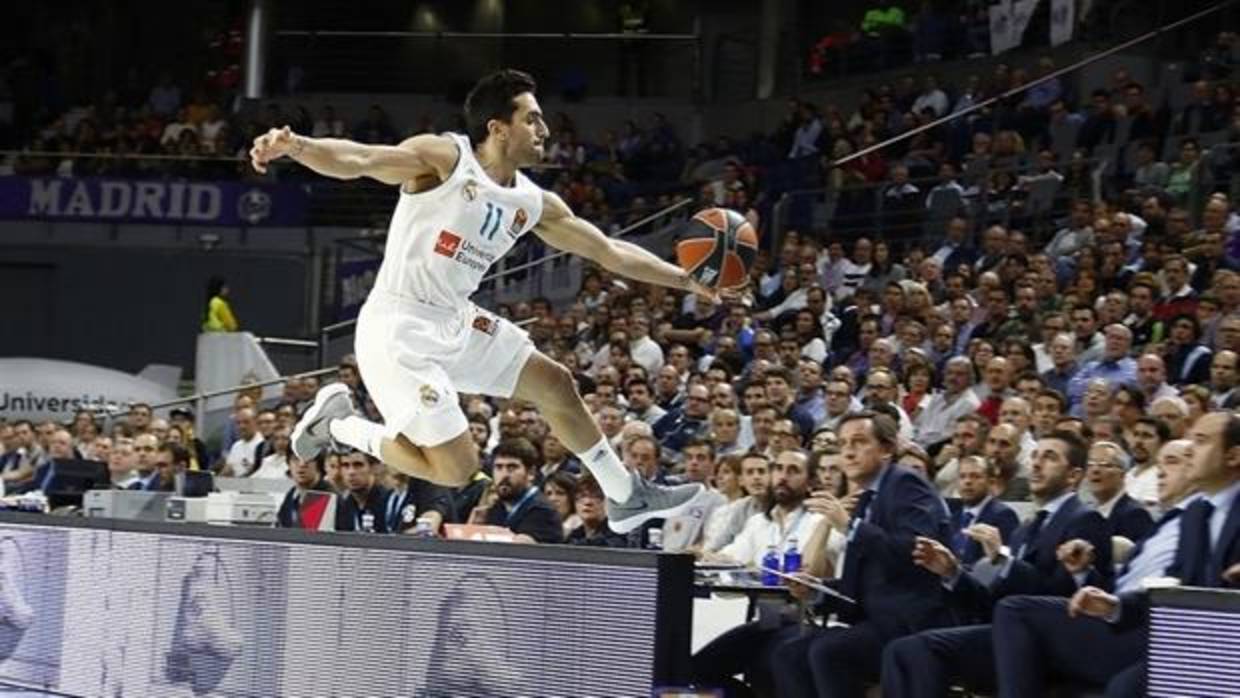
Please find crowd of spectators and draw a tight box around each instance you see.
[4,24,1240,698]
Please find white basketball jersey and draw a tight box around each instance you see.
[372,132,544,309]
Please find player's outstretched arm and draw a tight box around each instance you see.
[249,126,457,186]
[535,191,716,298]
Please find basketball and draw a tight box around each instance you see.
[675,208,759,290]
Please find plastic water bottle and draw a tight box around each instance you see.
[647,527,663,550]
[783,537,802,577]
[761,545,781,586]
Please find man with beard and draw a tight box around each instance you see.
[483,437,563,543]
[692,449,823,698]
[1125,416,1169,510]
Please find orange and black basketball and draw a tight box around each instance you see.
[675,208,759,289]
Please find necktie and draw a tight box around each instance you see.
[1196,500,1218,585]
[853,490,876,524]
[1122,508,1182,576]
[953,511,975,557]
[1018,510,1050,561]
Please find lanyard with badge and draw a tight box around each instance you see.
[386,487,417,531]
[506,486,539,526]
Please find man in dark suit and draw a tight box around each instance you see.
[771,412,954,698]
[949,456,1021,566]
[880,430,1112,697]
[482,437,563,544]
[1068,412,1240,697]
[1085,440,1155,542]
[991,437,1202,698]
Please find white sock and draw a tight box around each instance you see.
[329,416,386,458]
[576,437,634,502]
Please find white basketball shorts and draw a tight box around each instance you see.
[353,291,535,447]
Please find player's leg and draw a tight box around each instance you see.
[294,381,480,487]
[510,351,706,532]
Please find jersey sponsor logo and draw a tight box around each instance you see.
[434,230,462,257]
[507,208,527,238]
[420,384,441,407]
[472,315,497,335]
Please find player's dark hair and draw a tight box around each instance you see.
[464,69,538,144]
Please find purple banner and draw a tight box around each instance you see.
[335,258,382,322]
[0,176,308,226]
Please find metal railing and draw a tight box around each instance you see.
[770,138,1240,252]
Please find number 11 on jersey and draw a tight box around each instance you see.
[480,202,504,241]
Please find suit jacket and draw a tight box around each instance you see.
[823,464,955,640]
[951,494,1112,622]
[948,497,1021,566]
[1105,493,1155,543]
[1117,493,1240,629]
[1167,494,1240,588]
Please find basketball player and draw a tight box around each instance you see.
[250,70,711,533]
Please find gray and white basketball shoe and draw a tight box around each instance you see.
[606,470,709,534]
[291,383,356,461]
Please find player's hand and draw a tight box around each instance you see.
[250,125,299,174]
[1057,538,1096,574]
[1069,586,1118,619]
[965,524,1003,562]
[805,490,850,529]
[912,536,959,578]
[686,276,721,304]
